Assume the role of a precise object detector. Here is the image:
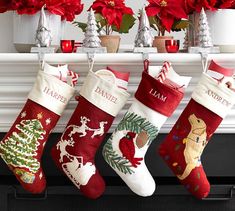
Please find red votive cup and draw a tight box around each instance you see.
[60,40,75,53]
[165,40,180,53]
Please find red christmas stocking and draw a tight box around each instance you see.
[159,61,235,199]
[0,63,77,193]
[51,67,130,199]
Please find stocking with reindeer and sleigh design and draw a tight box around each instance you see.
[51,67,130,199]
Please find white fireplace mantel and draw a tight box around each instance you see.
[0,53,235,133]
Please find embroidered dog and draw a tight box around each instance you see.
[177,114,207,180]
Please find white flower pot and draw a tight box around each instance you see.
[206,9,235,52]
[13,11,62,53]
[189,9,235,52]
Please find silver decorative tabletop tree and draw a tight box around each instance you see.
[198,8,213,48]
[188,8,219,53]
[82,9,101,48]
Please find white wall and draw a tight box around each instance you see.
[0,0,184,52]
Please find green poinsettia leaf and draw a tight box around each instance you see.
[148,16,165,35]
[95,13,107,32]
[148,16,157,26]
[95,13,104,22]
[112,14,136,34]
[72,21,87,32]
[172,20,189,32]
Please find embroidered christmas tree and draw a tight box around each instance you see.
[0,119,46,174]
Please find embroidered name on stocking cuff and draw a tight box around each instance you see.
[135,71,184,117]
[80,71,130,117]
[192,73,235,118]
[28,71,75,116]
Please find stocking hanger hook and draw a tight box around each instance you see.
[200,52,209,73]
[142,52,150,72]
[87,53,95,70]
[38,52,45,70]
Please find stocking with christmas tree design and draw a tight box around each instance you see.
[0,63,78,193]
[51,67,130,199]
[159,60,235,199]
[103,62,191,196]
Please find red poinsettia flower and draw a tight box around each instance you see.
[46,0,84,21]
[219,0,235,8]
[145,0,188,32]
[184,0,217,13]
[14,0,45,15]
[184,0,197,14]
[196,0,217,12]
[90,0,134,29]
[0,0,10,13]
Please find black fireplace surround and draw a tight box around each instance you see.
[0,133,235,211]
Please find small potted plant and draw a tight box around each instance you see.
[74,0,135,53]
[145,0,189,53]
[185,0,235,52]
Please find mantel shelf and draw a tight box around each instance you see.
[0,53,234,133]
[0,53,235,65]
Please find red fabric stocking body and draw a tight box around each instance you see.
[159,62,235,199]
[0,68,75,193]
[51,69,130,199]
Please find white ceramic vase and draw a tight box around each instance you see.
[13,11,62,53]
[206,9,235,52]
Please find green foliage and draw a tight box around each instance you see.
[103,112,158,175]
[149,16,165,36]
[171,20,189,32]
[73,13,135,35]
[149,16,189,36]
[72,22,87,33]
[117,112,158,145]
[103,136,134,175]
[112,14,136,34]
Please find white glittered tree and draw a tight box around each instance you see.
[197,8,213,48]
[82,9,101,48]
[0,119,45,174]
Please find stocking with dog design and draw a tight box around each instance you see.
[51,67,130,199]
[103,62,191,197]
[159,60,235,199]
[0,63,78,194]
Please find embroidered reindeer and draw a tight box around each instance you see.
[68,116,90,138]
[177,114,207,180]
[90,121,108,138]
[56,137,75,162]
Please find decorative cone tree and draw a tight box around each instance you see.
[0,119,45,173]
[82,9,101,48]
[198,8,213,48]
[134,8,153,47]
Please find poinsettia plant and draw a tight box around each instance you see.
[74,0,135,34]
[0,0,84,21]
[184,0,235,14]
[145,0,189,36]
